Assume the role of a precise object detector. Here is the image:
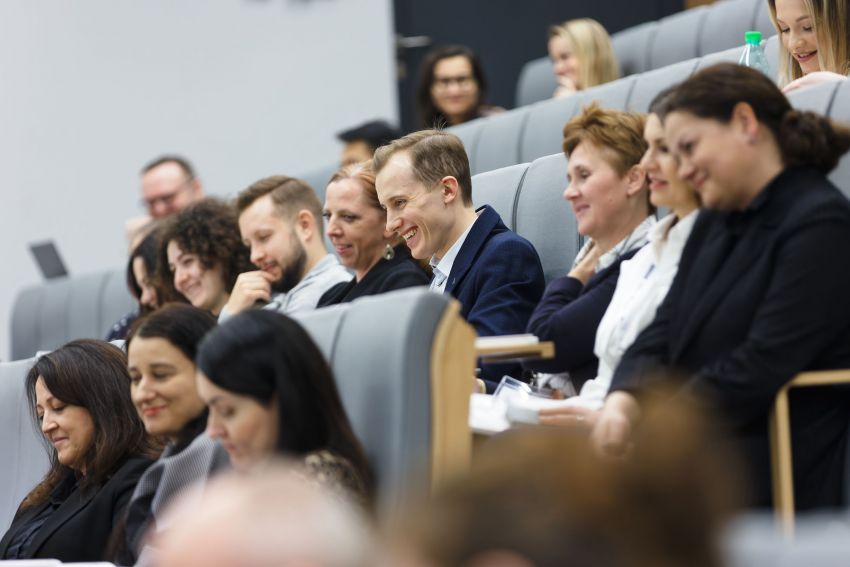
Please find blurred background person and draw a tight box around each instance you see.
[196,309,373,504]
[319,161,429,307]
[337,120,401,167]
[548,18,619,98]
[0,340,154,562]
[416,45,503,129]
[156,198,252,317]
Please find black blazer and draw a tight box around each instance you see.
[317,244,429,307]
[0,457,152,561]
[610,167,850,510]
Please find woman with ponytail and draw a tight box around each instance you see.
[195,310,373,505]
[594,63,850,511]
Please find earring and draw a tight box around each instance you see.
[383,244,395,261]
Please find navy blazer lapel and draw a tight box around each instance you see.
[445,206,501,295]
[25,484,96,557]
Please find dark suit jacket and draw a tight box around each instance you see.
[0,457,152,561]
[611,167,850,510]
[524,248,640,386]
[447,205,545,386]
[317,245,429,307]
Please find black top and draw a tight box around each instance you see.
[0,457,152,562]
[610,166,850,510]
[317,245,429,307]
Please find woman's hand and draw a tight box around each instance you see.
[568,242,603,285]
[553,76,579,98]
[590,392,640,458]
[538,404,599,428]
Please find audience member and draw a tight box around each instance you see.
[196,310,373,503]
[156,198,252,317]
[595,63,850,510]
[337,120,401,166]
[118,304,229,566]
[107,222,170,341]
[0,340,154,562]
[769,0,849,92]
[126,155,204,243]
[548,18,619,98]
[538,89,700,425]
[154,462,374,567]
[373,129,545,390]
[223,176,351,317]
[391,397,739,567]
[416,45,503,129]
[318,161,429,307]
[525,104,654,393]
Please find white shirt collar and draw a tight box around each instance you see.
[429,216,477,293]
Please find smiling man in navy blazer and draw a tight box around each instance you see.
[374,129,545,389]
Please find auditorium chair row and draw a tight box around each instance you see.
[516,0,776,107]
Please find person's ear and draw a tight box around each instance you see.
[625,163,647,197]
[440,176,461,205]
[190,178,203,198]
[293,209,315,242]
[731,101,759,144]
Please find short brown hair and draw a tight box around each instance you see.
[562,102,647,176]
[236,175,324,231]
[373,129,473,206]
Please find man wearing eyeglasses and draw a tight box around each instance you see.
[126,155,204,242]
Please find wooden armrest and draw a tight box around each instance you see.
[770,369,850,537]
[474,335,555,363]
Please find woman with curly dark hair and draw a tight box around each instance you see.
[156,198,252,316]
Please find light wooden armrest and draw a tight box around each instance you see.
[474,335,555,363]
[770,369,850,537]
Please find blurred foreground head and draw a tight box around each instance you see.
[392,396,741,567]
[154,460,374,567]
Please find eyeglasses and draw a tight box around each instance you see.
[141,178,194,212]
[432,75,476,91]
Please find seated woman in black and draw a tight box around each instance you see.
[0,340,154,561]
[195,310,373,505]
[594,63,850,510]
[525,103,654,392]
[318,161,429,307]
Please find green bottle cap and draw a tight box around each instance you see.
[745,31,762,44]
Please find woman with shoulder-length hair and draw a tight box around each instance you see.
[548,18,619,98]
[0,340,155,562]
[595,62,850,510]
[319,160,429,307]
[416,45,503,129]
[196,309,374,505]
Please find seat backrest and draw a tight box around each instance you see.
[0,356,50,534]
[753,0,776,36]
[471,163,530,230]
[294,289,475,519]
[648,7,710,70]
[612,21,660,77]
[573,75,637,112]
[827,79,850,198]
[449,120,485,175]
[520,95,581,164]
[764,34,780,81]
[697,0,759,56]
[786,79,841,114]
[515,56,558,108]
[473,107,531,175]
[695,44,743,72]
[628,58,699,112]
[10,270,135,360]
[514,153,580,283]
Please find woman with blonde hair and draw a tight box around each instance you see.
[548,18,619,98]
[769,0,849,92]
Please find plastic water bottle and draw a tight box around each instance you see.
[738,31,771,76]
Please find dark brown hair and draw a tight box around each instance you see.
[156,197,252,301]
[657,63,850,174]
[22,340,155,509]
[373,129,473,206]
[416,45,489,129]
[235,175,324,233]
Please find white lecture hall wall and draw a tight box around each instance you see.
[0,0,397,360]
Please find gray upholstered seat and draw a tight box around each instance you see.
[572,75,637,113]
[471,163,531,230]
[697,0,760,56]
[648,7,710,70]
[449,120,485,175]
[298,162,338,206]
[0,356,49,533]
[786,79,842,114]
[294,288,475,518]
[827,79,850,198]
[765,34,780,81]
[11,270,135,360]
[515,56,557,108]
[472,106,531,175]
[628,58,699,112]
[695,44,744,72]
[520,94,581,164]
[513,153,580,283]
[753,0,776,36]
[612,21,660,77]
